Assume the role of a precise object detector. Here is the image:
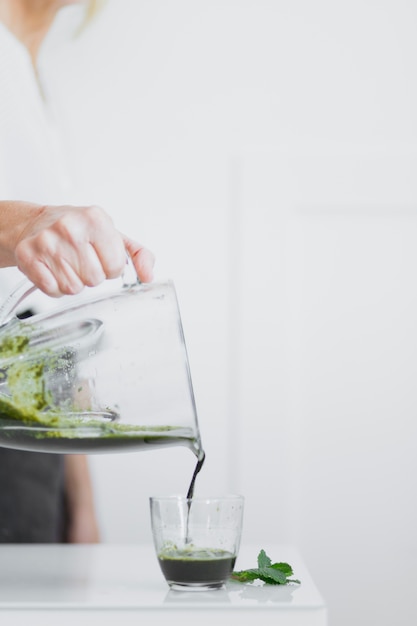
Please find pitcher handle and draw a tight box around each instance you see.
[0,256,140,328]
[0,279,36,328]
[122,254,142,289]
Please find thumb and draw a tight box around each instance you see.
[123,235,155,283]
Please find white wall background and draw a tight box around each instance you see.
[42,1,417,624]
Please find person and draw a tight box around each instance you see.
[0,0,154,542]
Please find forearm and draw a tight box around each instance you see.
[64,454,100,543]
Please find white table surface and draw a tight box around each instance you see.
[0,543,327,625]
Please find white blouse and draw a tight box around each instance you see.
[0,15,79,303]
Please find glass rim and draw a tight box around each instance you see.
[149,494,244,504]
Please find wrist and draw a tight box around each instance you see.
[0,201,44,266]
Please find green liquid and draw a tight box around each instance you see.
[158,548,236,586]
[0,417,200,455]
[0,324,203,457]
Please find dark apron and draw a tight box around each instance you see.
[0,448,66,543]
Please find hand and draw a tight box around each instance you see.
[12,204,154,297]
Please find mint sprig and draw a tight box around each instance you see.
[231,549,301,585]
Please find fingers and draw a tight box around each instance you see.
[17,251,89,298]
[123,235,155,283]
[53,205,126,284]
[14,205,154,297]
[81,206,126,280]
[20,260,62,298]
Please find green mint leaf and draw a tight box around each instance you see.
[231,568,262,582]
[257,549,272,568]
[271,562,294,576]
[258,567,288,584]
[231,549,301,586]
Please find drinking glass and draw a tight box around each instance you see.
[150,495,244,591]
